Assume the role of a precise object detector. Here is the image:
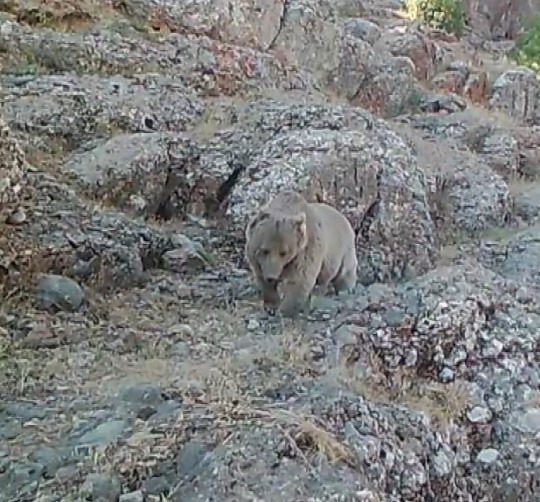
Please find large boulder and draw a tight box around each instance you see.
[227,116,437,285]
[489,68,540,125]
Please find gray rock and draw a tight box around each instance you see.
[0,421,22,440]
[143,475,171,496]
[29,447,69,478]
[0,462,44,498]
[476,448,499,464]
[432,450,453,477]
[489,67,540,124]
[344,18,382,45]
[119,491,144,502]
[34,274,85,312]
[3,402,47,420]
[120,385,164,407]
[75,419,126,446]
[80,473,122,502]
[467,406,492,424]
[495,226,540,287]
[515,185,540,221]
[518,408,540,434]
[175,441,209,480]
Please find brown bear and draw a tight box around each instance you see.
[245,190,358,318]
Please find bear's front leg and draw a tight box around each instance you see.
[279,285,312,318]
[260,279,280,313]
[247,257,280,313]
[279,260,320,318]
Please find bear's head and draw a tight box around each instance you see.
[246,209,308,283]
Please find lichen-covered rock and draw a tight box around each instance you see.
[342,18,382,45]
[0,113,25,211]
[268,0,377,99]
[227,116,437,284]
[440,161,512,236]
[111,0,285,50]
[351,55,417,117]
[391,123,512,238]
[490,68,540,124]
[386,30,442,80]
[17,171,206,290]
[1,74,204,151]
[431,69,467,94]
[0,18,316,99]
[493,225,540,288]
[476,130,520,179]
[62,131,179,212]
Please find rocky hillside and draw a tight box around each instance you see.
[2,0,540,500]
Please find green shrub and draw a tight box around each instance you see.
[401,0,465,38]
[509,13,540,76]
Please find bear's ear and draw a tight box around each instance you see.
[245,210,271,238]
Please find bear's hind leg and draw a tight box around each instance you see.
[332,252,357,295]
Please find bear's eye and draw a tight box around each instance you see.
[260,249,270,256]
[279,251,287,258]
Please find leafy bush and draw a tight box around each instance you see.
[401,0,465,38]
[509,13,540,76]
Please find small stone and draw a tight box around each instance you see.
[175,441,208,480]
[432,450,452,477]
[439,367,454,382]
[476,448,499,464]
[80,473,122,501]
[120,385,163,407]
[34,274,85,312]
[136,407,157,421]
[29,447,68,478]
[482,339,504,358]
[5,207,26,225]
[382,307,406,327]
[519,408,540,433]
[404,349,417,367]
[467,406,492,424]
[75,419,126,446]
[246,318,260,331]
[119,490,144,502]
[167,323,194,337]
[345,18,381,44]
[143,475,171,496]
[0,422,22,440]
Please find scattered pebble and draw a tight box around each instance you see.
[476,448,499,464]
[5,207,26,225]
[34,274,85,312]
[467,406,492,424]
[119,490,144,502]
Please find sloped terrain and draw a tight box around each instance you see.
[2,1,540,501]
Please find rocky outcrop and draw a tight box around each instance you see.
[3,0,540,501]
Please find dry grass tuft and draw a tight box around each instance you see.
[333,349,470,428]
[4,0,119,32]
[295,416,356,466]
[0,230,56,307]
[224,404,357,469]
